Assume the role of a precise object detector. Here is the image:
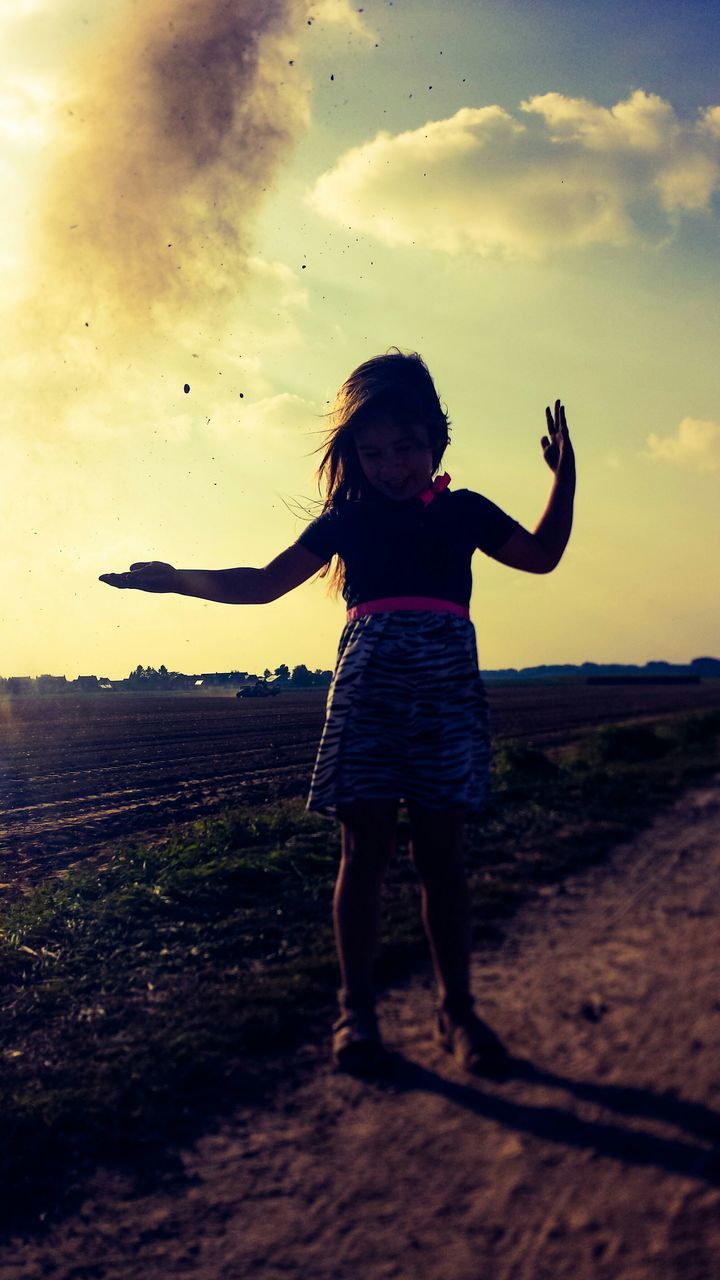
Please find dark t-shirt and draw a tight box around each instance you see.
[294,486,520,609]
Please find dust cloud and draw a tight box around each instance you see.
[8,0,314,432]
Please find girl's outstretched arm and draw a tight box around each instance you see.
[99,541,326,603]
[99,561,267,604]
[489,399,576,574]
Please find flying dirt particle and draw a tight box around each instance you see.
[184,384,190,393]
[301,264,306,269]
[580,995,609,1022]
[330,74,334,81]
[239,393,244,398]
[289,60,294,65]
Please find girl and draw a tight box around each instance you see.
[100,349,576,1079]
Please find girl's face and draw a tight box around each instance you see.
[353,412,435,500]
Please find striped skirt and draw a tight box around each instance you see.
[306,607,493,821]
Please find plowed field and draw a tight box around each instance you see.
[2,683,719,891]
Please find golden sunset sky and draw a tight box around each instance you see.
[3,0,719,679]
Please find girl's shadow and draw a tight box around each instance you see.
[361,1048,720,1185]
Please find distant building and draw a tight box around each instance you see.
[36,675,69,693]
[7,677,35,694]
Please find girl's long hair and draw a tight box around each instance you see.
[300,348,451,600]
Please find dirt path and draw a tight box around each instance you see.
[3,775,720,1280]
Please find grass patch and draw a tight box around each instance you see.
[1,707,719,1224]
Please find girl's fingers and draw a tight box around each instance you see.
[546,400,570,434]
[99,573,125,587]
[129,562,150,571]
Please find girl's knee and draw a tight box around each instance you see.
[337,797,399,834]
[410,846,466,890]
[338,797,399,870]
[340,839,396,877]
[407,803,466,879]
[340,831,396,877]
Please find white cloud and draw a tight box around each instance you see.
[0,75,56,147]
[307,90,720,259]
[701,106,720,139]
[0,0,46,16]
[645,418,720,472]
[522,89,676,153]
[233,392,321,445]
[310,0,376,40]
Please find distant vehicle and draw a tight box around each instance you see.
[236,683,281,698]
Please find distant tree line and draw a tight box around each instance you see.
[124,663,331,689]
[0,663,334,695]
[2,656,719,695]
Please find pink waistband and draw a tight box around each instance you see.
[346,596,470,621]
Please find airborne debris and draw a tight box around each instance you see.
[580,995,609,1023]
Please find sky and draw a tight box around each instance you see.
[2,0,719,680]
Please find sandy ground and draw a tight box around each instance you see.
[2,774,720,1280]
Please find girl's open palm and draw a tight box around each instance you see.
[541,399,575,483]
[99,561,178,593]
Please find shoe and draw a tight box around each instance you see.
[435,999,512,1080]
[332,994,386,1075]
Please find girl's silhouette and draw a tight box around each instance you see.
[100,349,576,1078]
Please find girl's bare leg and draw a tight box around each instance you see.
[333,799,398,1004]
[407,805,472,1011]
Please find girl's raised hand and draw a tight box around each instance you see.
[541,399,576,484]
[99,561,179,593]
